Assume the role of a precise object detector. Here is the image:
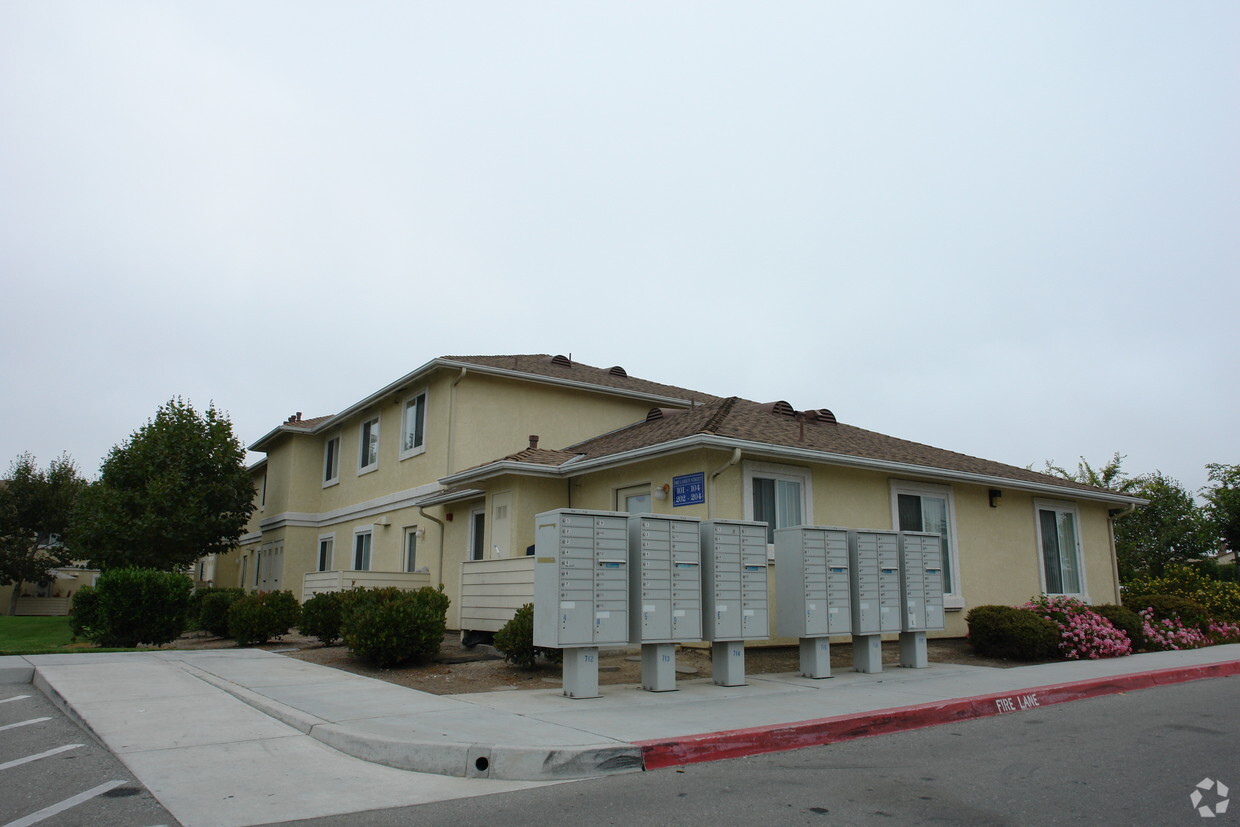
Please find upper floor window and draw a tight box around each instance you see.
[358,416,380,474]
[400,391,427,459]
[891,480,958,595]
[1035,499,1084,596]
[323,435,340,486]
[743,461,812,545]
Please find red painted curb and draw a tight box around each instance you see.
[635,660,1240,771]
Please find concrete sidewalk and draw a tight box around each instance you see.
[2,644,1239,823]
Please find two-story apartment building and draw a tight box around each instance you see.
[209,354,1143,639]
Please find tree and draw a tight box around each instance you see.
[70,398,255,571]
[1039,454,1211,581]
[1114,472,1213,580]
[0,453,87,614]
[1203,463,1240,554]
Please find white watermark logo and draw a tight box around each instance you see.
[1191,778,1230,818]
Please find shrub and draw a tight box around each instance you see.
[1139,607,1207,651]
[1125,566,1240,621]
[91,568,193,647]
[198,588,246,638]
[340,586,449,667]
[1021,595,1131,660]
[493,603,562,668]
[1089,604,1145,651]
[299,592,344,645]
[966,604,1060,660]
[1207,619,1240,645]
[69,585,101,641]
[228,591,301,646]
[1123,594,1211,630]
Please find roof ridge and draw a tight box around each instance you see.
[701,396,738,434]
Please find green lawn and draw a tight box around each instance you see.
[0,615,88,655]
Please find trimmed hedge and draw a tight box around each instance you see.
[198,588,246,638]
[1123,594,1211,631]
[340,587,449,667]
[91,568,193,647]
[299,592,344,645]
[228,591,302,646]
[69,585,101,641]
[494,603,562,668]
[965,604,1060,660]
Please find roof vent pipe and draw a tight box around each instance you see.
[529,435,539,450]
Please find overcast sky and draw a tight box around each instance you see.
[2,2,1236,497]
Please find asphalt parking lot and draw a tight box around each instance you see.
[0,687,175,827]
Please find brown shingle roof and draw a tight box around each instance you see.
[526,397,1126,497]
[441,354,719,404]
[282,415,333,431]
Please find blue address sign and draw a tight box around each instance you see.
[672,472,706,507]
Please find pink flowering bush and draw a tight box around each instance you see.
[1022,595,1132,660]
[1206,619,1240,646]
[1138,607,1206,651]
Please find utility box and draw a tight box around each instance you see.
[848,529,901,674]
[774,525,852,638]
[700,520,770,642]
[899,531,946,633]
[628,513,702,643]
[533,509,631,649]
[700,519,769,686]
[847,529,902,635]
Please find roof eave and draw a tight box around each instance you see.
[444,433,1147,507]
[439,460,576,487]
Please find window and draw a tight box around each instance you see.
[353,529,372,571]
[743,462,812,544]
[358,416,380,473]
[617,484,652,514]
[323,436,340,486]
[400,391,427,459]
[404,527,419,572]
[891,481,958,595]
[260,471,267,509]
[317,535,334,572]
[469,506,486,561]
[1035,500,1084,595]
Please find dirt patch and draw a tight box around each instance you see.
[161,631,1030,695]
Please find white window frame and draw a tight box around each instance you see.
[403,526,419,572]
[890,479,963,605]
[1034,498,1088,599]
[742,461,813,555]
[323,435,341,487]
[468,504,486,562]
[317,533,335,572]
[358,416,380,475]
[399,389,429,460]
[352,527,373,571]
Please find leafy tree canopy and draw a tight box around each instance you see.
[70,398,255,571]
[1203,463,1240,554]
[1038,452,1134,492]
[0,453,87,588]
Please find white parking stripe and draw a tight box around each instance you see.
[2,779,128,827]
[0,695,31,704]
[0,718,50,733]
[0,744,83,772]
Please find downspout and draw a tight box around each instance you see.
[708,448,743,518]
[419,507,447,590]
[446,367,467,476]
[1108,502,1137,601]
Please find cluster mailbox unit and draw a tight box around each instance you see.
[897,530,946,667]
[774,526,851,678]
[848,529,903,673]
[533,509,631,698]
[700,519,770,685]
[629,513,702,691]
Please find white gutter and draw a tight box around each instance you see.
[440,433,1147,507]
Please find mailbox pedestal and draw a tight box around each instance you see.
[711,641,745,686]
[641,643,677,692]
[852,634,883,673]
[562,647,600,699]
[799,637,832,679]
[899,631,928,668]
[701,520,770,687]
